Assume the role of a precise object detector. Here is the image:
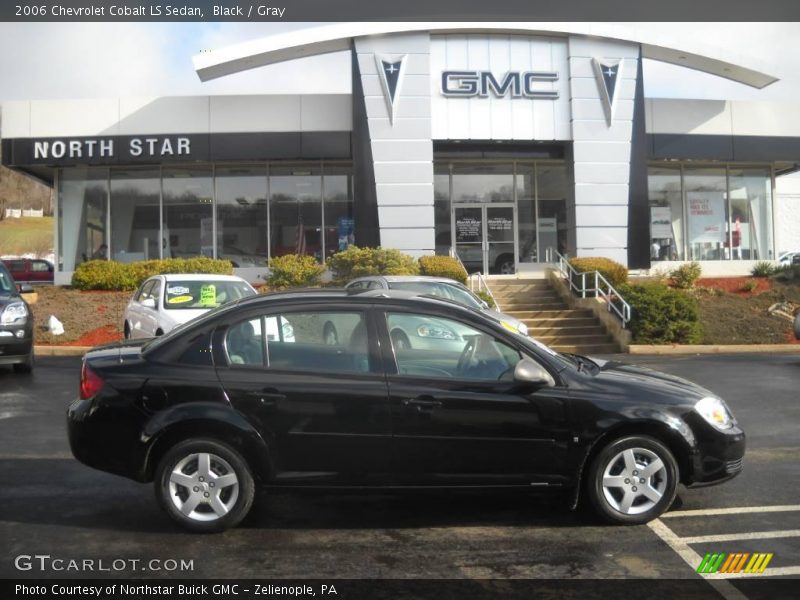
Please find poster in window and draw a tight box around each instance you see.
[687,192,726,244]
[650,206,672,239]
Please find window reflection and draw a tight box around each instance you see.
[323,166,355,259]
[58,168,108,271]
[216,166,268,267]
[162,167,213,259]
[110,169,160,262]
[269,166,322,260]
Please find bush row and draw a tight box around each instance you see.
[620,282,702,344]
[71,258,234,291]
[265,247,469,289]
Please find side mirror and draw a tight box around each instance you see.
[141,297,157,309]
[17,283,35,294]
[513,358,555,389]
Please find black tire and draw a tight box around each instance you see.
[13,351,33,374]
[390,329,411,350]
[155,438,255,533]
[586,435,678,525]
[123,322,131,340]
[155,329,164,337]
[323,322,339,345]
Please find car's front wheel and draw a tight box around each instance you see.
[154,439,255,533]
[587,435,678,524]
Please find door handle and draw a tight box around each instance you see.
[401,397,443,410]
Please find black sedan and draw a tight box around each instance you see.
[67,289,745,532]
[0,262,34,373]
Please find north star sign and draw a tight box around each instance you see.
[441,70,559,99]
[33,136,191,160]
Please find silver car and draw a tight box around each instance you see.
[318,276,528,351]
[123,274,257,339]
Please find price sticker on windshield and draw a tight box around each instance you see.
[199,284,217,307]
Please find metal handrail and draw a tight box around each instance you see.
[547,248,631,328]
[449,247,500,310]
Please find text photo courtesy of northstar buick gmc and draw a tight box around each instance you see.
[68,289,745,532]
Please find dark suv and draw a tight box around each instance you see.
[0,262,35,373]
[68,290,745,532]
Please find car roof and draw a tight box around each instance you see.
[156,273,251,283]
[351,275,467,285]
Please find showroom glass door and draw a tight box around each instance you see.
[453,204,517,274]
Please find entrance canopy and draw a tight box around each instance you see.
[193,22,778,89]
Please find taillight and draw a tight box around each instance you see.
[80,362,104,400]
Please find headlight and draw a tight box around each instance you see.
[694,396,734,431]
[0,302,28,325]
[417,325,457,340]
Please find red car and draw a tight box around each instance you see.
[1,258,54,283]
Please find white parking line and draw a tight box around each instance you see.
[662,505,800,518]
[647,519,748,600]
[682,529,800,544]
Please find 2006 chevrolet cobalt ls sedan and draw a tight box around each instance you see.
[67,289,745,532]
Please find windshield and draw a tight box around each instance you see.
[163,280,255,310]
[387,281,484,310]
[0,268,14,295]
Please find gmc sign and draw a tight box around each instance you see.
[441,70,559,99]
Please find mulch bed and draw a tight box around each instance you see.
[697,276,772,296]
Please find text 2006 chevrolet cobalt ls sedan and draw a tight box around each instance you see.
[68,289,745,532]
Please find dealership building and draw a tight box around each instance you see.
[2,23,800,284]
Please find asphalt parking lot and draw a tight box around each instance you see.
[0,354,798,593]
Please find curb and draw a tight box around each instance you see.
[629,344,800,355]
[34,346,92,357]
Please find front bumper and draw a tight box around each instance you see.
[0,322,33,364]
[686,417,746,487]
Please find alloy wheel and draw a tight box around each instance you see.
[601,447,667,515]
[168,452,240,522]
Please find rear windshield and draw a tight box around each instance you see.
[387,281,483,310]
[163,280,255,310]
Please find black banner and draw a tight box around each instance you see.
[2,0,800,21]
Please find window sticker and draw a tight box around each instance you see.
[199,284,217,307]
[167,295,193,304]
[167,286,191,295]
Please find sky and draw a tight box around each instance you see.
[0,22,799,102]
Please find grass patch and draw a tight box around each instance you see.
[696,281,800,344]
[30,286,129,345]
[0,217,54,256]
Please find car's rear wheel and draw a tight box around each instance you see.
[587,435,678,524]
[123,322,131,339]
[155,439,255,533]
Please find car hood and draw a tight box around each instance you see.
[586,357,715,404]
[487,308,527,333]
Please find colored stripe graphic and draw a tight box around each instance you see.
[697,553,774,574]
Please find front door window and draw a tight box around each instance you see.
[454,204,516,274]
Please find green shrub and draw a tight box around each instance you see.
[669,261,702,289]
[568,257,628,287]
[739,279,758,292]
[71,257,234,291]
[265,254,324,289]
[620,282,702,344]
[326,246,419,284]
[474,290,496,308]
[751,261,776,278]
[418,255,468,284]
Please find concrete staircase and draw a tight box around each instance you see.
[489,279,619,354]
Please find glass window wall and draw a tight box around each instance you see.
[648,166,684,261]
[323,165,355,259]
[452,163,514,203]
[110,169,161,262]
[161,167,214,259]
[58,168,108,271]
[215,165,268,268]
[269,166,323,260]
[648,164,774,262]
